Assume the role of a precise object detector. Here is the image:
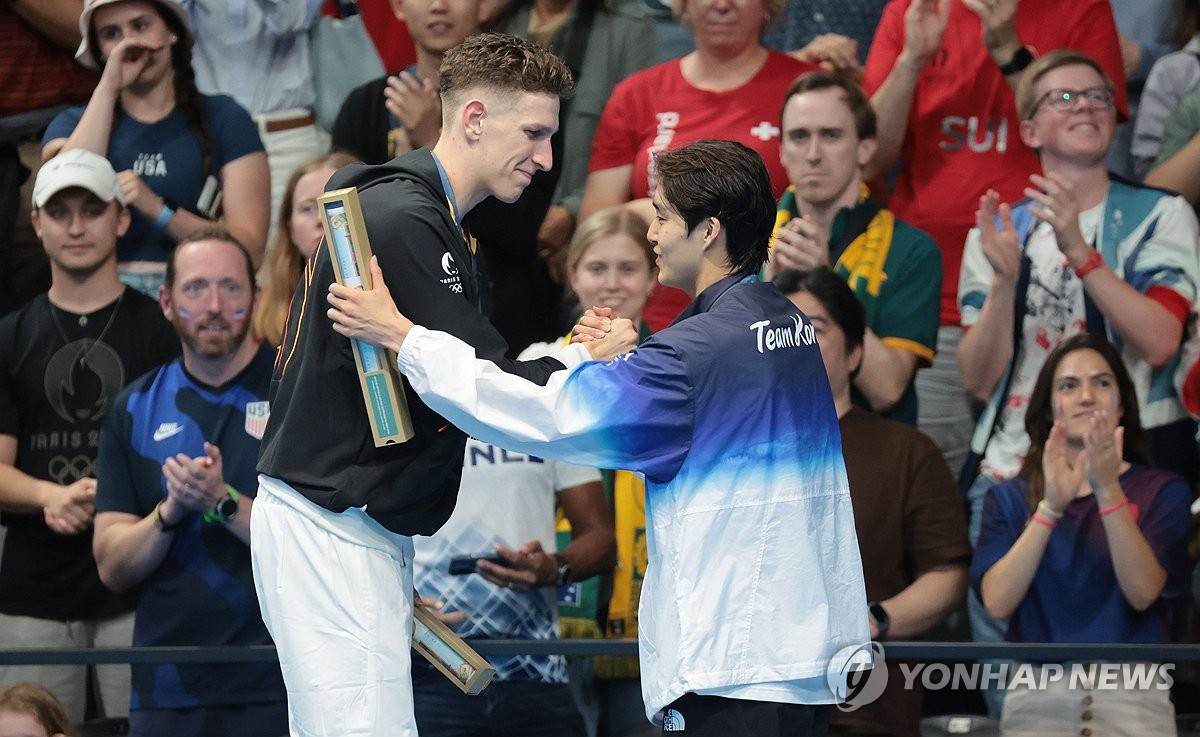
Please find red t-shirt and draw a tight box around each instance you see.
[0,10,97,117]
[862,0,1128,325]
[590,51,817,329]
[354,0,417,73]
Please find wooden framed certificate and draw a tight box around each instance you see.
[318,187,415,446]
[412,608,496,695]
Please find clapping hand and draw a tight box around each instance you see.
[1083,410,1124,504]
[1041,421,1085,514]
[769,216,829,277]
[385,71,441,149]
[901,0,951,67]
[962,0,1020,58]
[1024,173,1089,264]
[537,205,575,284]
[975,190,1021,285]
[792,34,860,71]
[162,442,226,513]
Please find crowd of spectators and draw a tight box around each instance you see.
[2,0,1200,735]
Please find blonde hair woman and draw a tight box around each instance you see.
[253,152,356,346]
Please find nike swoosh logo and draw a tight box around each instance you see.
[153,423,184,442]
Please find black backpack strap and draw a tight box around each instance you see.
[957,248,1033,494]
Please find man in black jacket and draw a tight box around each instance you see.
[250,33,630,737]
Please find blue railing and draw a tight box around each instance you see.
[3,641,1200,665]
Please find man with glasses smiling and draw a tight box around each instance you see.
[91,228,287,737]
[956,48,1200,718]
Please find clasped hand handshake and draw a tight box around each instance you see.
[569,307,638,360]
[327,256,638,361]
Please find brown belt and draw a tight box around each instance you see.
[262,111,316,133]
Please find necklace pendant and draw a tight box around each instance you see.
[79,315,88,328]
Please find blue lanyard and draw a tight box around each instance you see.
[429,151,481,311]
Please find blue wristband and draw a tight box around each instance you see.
[154,202,175,229]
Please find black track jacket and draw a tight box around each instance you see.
[257,149,566,535]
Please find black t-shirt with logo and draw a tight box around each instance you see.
[0,289,179,619]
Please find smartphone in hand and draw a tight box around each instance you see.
[448,553,507,575]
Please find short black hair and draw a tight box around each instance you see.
[653,140,775,276]
[772,267,865,351]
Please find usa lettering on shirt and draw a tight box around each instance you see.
[133,152,168,177]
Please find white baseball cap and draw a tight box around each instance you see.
[75,0,193,70]
[32,149,126,208]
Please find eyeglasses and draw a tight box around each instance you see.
[1031,86,1115,115]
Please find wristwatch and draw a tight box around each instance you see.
[553,553,573,587]
[204,485,240,524]
[868,601,891,641]
[997,46,1035,76]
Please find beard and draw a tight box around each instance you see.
[175,313,251,360]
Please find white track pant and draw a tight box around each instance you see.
[251,475,418,737]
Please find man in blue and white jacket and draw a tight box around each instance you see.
[328,139,871,737]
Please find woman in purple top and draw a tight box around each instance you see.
[970,333,1191,736]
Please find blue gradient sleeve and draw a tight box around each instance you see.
[397,326,693,479]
